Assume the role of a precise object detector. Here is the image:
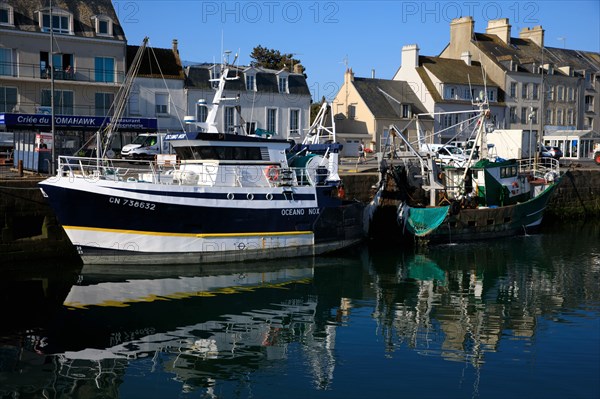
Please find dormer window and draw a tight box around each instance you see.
[278,76,288,93]
[245,74,256,91]
[39,9,73,34]
[92,15,113,37]
[0,3,14,26]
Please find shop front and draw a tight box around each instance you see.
[0,113,157,173]
[543,129,600,160]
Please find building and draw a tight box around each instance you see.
[393,44,505,144]
[0,0,157,170]
[184,63,311,140]
[440,16,600,159]
[127,39,185,133]
[332,67,432,157]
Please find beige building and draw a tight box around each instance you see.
[440,17,600,157]
[393,44,504,144]
[332,68,432,157]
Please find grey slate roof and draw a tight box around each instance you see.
[2,0,125,40]
[352,77,429,119]
[473,33,600,75]
[127,45,184,79]
[185,64,310,95]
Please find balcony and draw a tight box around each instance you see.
[0,61,125,84]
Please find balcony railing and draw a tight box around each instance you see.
[0,61,125,84]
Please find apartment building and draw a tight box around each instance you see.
[393,44,505,144]
[184,63,311,141]
[440,16,600,158]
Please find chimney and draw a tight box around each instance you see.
[172,39,179,54]
[401,44,420,68]
[344,67,354,84]
[448,17,474,57]
[486,18,511,44]
[293,63,303,74]
[461,51,472,66]
[371,69,375,78]
[520,26,544,47]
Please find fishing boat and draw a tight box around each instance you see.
[38,49,363,265]
[366,102,561,245]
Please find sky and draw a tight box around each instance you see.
[116,0,600,101]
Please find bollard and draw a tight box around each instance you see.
[18,159,23,177]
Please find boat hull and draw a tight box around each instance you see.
[409,183,558,244]
[39,177,364,265]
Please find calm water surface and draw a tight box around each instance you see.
[1,222,599,399]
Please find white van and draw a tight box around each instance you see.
[121,133,170,160]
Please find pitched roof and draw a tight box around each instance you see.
[127,45,184,79]
[419,55,498,86]
[184,64,310,95]
[352,77,429,118]
[2,0,125,40]
[473,33,600,74]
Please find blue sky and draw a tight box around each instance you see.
[116,0,600,101]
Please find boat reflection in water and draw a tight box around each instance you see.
[1,223,598,398]
[36,257,357,397]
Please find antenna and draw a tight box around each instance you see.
[557,37,566,48]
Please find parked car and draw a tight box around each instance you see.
[539,145,562,160]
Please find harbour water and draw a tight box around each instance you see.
[1,222,599,399]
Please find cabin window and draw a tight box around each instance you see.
[174,146,263,161]
[500,166,517,178]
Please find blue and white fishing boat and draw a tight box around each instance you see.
[38,55,363,265]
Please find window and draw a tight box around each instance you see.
[245,75,255,91]
[289,109,300,136]
[40,10,71,34]
[401,104,411,118]
[546,109,553,124]
[95,92,114,116]
[210,69,220,88]
[521,107,528,124]
[245,122,256,135]
[197,104,207,122]
[510,107,518,124]
[95,57,114,82]
[92,15,112,36]
[0,4,13,26]
[278,76,287,93]
[348,105,355,119]
[568,87,575,102]
[546,85,554,100]
[0,48,15,76]
[532,83,539,100]
[224,106,235,132]
[445,86,457,99]
[128,85,140,115]
[41,89,73,115]
[0,86,17,112]
[531,108,538,124]
[487,89,495,102]
[567,109,574,125]
[521,83,528,99]
[155,93,169,115]
[557,86,564,101]
[267,108,277,133]
[40,52,74,79]
[585,95,594,111]
[510,82,517,98]
[556,109,563,125]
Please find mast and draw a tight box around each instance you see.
[49,0,55,172]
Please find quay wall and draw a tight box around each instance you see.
[0,169,597,261]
